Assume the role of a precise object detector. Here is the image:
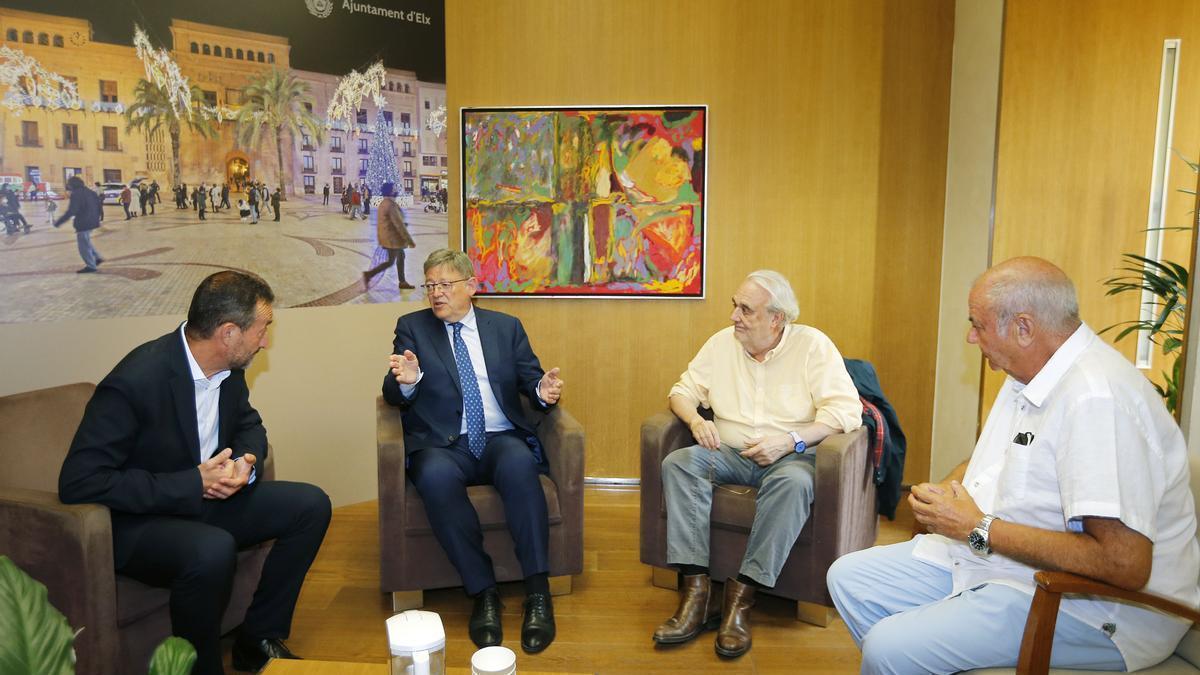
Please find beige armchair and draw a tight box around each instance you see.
[967,454,1200,675]
[639,410,876,625]
[0,383,274,675]
[377,396,584,610]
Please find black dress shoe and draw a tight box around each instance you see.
[231,636,300,672]
[469,587,503,648]
[521,592,555,654]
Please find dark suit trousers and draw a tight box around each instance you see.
[117,480,331,675]
[407,432,549,596]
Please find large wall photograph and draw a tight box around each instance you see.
[0,0,447,323]
[462,106,706,298]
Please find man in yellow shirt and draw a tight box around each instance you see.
[653,270,863,657]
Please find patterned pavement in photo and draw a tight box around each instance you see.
[0,195,449,323]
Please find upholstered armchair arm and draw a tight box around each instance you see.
[1016,571,1200,674]
[376,396,409,590]
[639,411,691,563]
[810,427,875,563]
[537,406,585,571]
[0,486,120,673]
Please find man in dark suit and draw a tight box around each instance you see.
[382,248,564,654]
[59,271,331,675]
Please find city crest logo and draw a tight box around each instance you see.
[305,0,334,19]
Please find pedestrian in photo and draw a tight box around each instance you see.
[138,184,149,216]
[150,180,160,209]
[45,197,56,226]
[341,185,351,214]
[362,182,416,290]
[53,175,105,273]
[221,183,231,210]
[348,186,361,220]
[197,183,207,221]
[209,185,219,214]
[322,182,330,206]
[238,199,251,222]
[362,184,371,218]
[271,187,281,222]
[248,184,259,224]
[120,185,133,220]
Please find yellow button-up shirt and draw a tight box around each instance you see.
[669,324,862,448]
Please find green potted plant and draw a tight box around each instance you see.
[0,556,196,675]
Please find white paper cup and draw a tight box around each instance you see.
[471,645,516,675]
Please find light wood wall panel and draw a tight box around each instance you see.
[986,0,1200,412]
[872,0,955,486]
[448,0,953,478]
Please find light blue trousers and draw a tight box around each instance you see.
[827,538,1126,674]
[75,230,100,269]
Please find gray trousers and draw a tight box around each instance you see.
[663,443,815,587]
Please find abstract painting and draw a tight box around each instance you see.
[461,106,706,298]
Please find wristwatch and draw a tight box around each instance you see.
[789,431,806,455]
[967,514,997,555]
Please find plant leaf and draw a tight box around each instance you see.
[148,636,196,675]
[0,556,76,675]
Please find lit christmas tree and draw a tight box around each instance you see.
[366,118,402,198]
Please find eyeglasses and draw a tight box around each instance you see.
[420,278,470,294]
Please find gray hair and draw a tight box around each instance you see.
[746,270,800,323]
[423,248,474,278]
[982,268,1080,336]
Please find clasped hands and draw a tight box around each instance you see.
[909,480,984,541]
[198,448,256,500]
[389,351,564,404]
[687,420,794,466]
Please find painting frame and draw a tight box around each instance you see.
[460,104,707,299]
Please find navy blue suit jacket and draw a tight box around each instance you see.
[58,329,267,566]
[381,307,551,461]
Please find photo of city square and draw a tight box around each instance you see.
[0,0,448,323]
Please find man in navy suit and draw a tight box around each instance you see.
[59,271,331,675]
[381,248,564,653]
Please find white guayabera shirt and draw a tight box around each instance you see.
[914,323,1200,670]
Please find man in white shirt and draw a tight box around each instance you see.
[653,269,863,657]
[828,256,1200,673]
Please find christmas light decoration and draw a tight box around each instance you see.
[366,118,403,196]
[326,61,387,135]
[425,104,447,138]
[132,25,235,123]
[0,46,83,115]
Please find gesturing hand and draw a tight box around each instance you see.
[740,434,794,466]
[539,367,563,404]
[689,418,721,450]
[390,350,420,385]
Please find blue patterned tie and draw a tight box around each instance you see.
[451,322,487,459]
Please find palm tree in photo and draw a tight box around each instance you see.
[234,67,325,199]
[125,79,216,186]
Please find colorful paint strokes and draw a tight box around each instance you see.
[462,106,706,297]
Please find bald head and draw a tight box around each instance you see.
[973,256,1081,337]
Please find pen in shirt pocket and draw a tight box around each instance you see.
[1013,431,1035,445]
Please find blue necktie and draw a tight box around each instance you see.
[451,322,487,459]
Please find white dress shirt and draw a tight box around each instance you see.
[913,323,1200,670]
[180,323,254,483]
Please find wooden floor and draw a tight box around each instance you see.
[277,486,915,674]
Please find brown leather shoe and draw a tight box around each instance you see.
[714,578,755,657]
[652,574,721,644]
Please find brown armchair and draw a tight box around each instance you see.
[967,453,1200,675]
[377,395,584,611]
[639,410,876,625]
[0,383,274,675]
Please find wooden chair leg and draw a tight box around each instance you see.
[548,575,572,596]
[651,566,678,590]
[796,600,834,627]
[391,590,423,612]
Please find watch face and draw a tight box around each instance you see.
[967,529,986,552]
